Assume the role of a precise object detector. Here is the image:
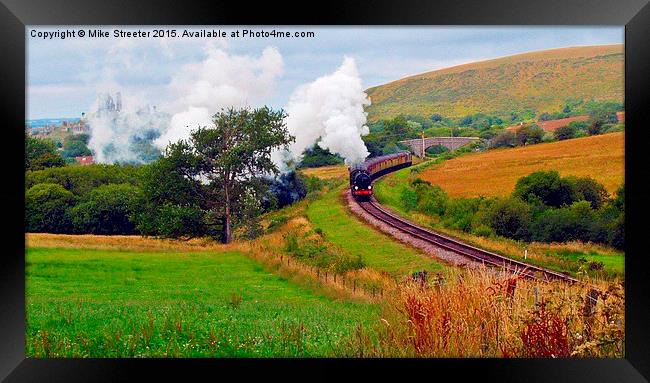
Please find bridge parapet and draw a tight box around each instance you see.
[399,136,480,157]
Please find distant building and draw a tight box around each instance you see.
[75,156,94,165]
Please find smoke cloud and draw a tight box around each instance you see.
[86,46,283,163]
[85,45,371,169]
[277,57,371,168]
[87,92,170,164]
[154,46,283,149]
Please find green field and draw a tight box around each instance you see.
[26,247,379,357]
[305,184,445,277]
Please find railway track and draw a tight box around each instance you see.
[357,197,579,284]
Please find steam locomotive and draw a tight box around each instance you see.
[349,151,412,200]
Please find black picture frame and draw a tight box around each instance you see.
[2,0,649,381]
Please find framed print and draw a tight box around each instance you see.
[1,0,649,381]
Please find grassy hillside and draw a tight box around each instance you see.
[365,44,624,122]
[418,132,624,198]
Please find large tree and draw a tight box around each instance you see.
[161,106,293,243]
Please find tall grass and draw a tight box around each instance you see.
[344,268,624,357]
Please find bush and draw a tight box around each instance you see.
[26,164,143,197]
[401,188,418,211]
[588,120,603,135]
[414,181,448,216]
[490,131,516,148]
[530,201,596,243]
[442,198,482,232]
[25,134,65,171]
[298,144,344,168]
[515,125,544,146]
[572,176,608,209]
[487,198,532,240]
[70,183,143,234]
[513,171,578,208]
[25,183,76,233]
[554,125,577,140]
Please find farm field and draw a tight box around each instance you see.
[26,242,379,357]
[418,132,624,198]
[372,144,624,280]
[305,184,446,277]
[300,165,348,179]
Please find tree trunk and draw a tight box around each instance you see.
[223,184,232,244]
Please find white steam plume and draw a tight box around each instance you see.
[86,45,283,163]
[276,57,371,168]
[154,46,283,149]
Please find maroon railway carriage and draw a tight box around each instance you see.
[349,151,412,200]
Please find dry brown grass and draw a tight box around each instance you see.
[345,268,624,357]
[26,233,233,253]
[300,165,349,180]
[418,132,624,197]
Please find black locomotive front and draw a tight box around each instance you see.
[349,151,412,200]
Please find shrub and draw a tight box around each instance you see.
[442,198,482,232]
[25,183,76,233]
[513,170,578,208]
[588,120,603,135]
[487,197,532,240]
[515,125,544,146]
[298,144,344,168]
[490,131,516,148]
[70,183,143,234]
[530,201,596,243]
[400,188,418,211]
[572,177,608,209]
[554,125,577,141]
[25,134,65,171]
[26,164,143,196]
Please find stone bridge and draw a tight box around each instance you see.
[399,136,480,158]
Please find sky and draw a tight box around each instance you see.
[26,26,623,120]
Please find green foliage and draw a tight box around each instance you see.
[571,176,608,209]
[26,164,143,197]
[298,144,344,168]
[400,188,418,211]
[70,184,142,235]
[513,171,577,208]
[487,198,532,240]
[588,120,603,135]
[515,125,544,146]
[62,134,92,158]
[531,201,597,243]
[283,230,365,273]
[143,107,294,243]
[26,134,65,171]
[554,125,577,141]
[412,179,448,216]
[25,183,76,233]
[134,155,210,239]
[490,130,516,148]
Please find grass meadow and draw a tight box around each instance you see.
[305,183,446,277]
[26,245,379,357]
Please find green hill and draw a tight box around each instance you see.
[365,44,624,122]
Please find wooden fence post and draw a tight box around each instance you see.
[582,288,599,340]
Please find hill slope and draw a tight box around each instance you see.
[365,44,624,122]
[417,132,624,198]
